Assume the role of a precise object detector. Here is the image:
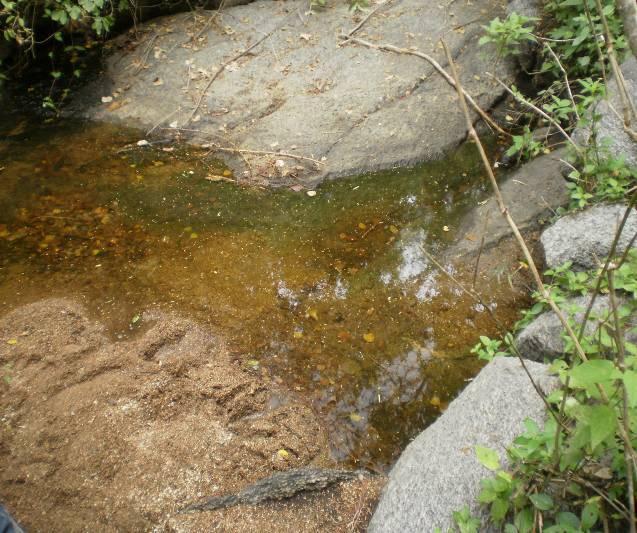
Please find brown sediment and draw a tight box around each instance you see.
[0,298,382,531]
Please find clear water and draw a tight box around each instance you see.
[0,117,526,469]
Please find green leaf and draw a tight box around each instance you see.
[568,359,620,387]
[478,486,497,503]
[623,370,637,407]
[514,507,534,533]
[581,501,599,529]
[475,445,500,471]
[556,511,580,528]
[529,492,553,511]
[588,404,617,450]
[68,4,82,20]
[490,498,509,522]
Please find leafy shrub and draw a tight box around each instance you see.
[463,249,637,532]
[479,13,538,58]
[542,0,627,78]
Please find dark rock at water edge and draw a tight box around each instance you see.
[447,148,569,260]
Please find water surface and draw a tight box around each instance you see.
[0,117,525,468]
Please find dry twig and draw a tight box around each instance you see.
[541,41,580,122]
[338,35,507,136]
[204,143,323,167]
[186,21,286,126]
[342,0,395,41]
[489,74,582,156]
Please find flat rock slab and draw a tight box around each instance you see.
[77,0,514,186]
[368,356,557,532]
[446,148,569,259]
[542,203,637,270]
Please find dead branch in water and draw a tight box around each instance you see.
[205,143,323,167]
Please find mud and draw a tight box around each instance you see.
[0,299,382,531]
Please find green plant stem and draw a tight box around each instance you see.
[582,0,608,84]
[554,196,637,466]
[608,269,637,532]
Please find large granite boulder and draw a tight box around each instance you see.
[368,357,557,532]
[76,0,517,186]
[541,203,637,270]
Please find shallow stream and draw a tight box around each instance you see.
[0,116,526,469]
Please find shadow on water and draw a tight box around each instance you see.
[0,117,527,469]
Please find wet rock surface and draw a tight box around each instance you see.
[76,0,516,186]
[446,148,570,259]
[367,357,557,533]
[0,299,382,531]
[541,203,637,270]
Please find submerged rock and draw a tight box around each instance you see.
[447,148,569,259]
[541,203,637,270]
[368,357,557,532]
[76,0,517,186]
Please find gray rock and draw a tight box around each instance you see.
[447,148,569,259]
[75,0,517,186]
[541,203,637,270]
[507,0,542,19]
[516,294,637,361]
[506,0,542,72]
[368,357,557,533]
[573,55,637,167]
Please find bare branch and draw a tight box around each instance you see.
[339,35,508,136]
[616,0,637,67]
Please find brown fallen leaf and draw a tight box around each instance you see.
[107,101,123,112]
[205,175,234,183]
